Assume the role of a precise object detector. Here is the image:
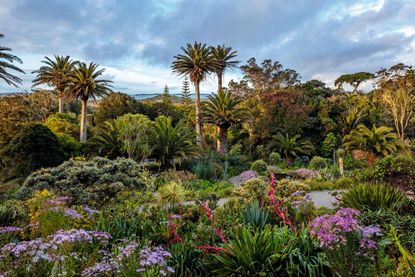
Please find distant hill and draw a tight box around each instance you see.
[139,94,183,104]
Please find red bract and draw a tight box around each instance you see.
[196,245,226,254]
[167,214,183,245]
[268,174,294,229]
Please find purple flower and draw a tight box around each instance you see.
[64,208,83,219]
[83,206,99,215]
[361,225,381,238]
[0,226,22,234]
[240,170,258,183]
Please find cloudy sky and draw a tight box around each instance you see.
[0,0,414,94]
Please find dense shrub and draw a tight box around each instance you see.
[340,183,410,212]
[268,152,282,165]
[0,124,65,182]
[320,132,337,158]
[44,112,78,136]
[0,199,27,226]
[251,159,267,174]
[309,156,328,170]
[16,157,144,205]
[371,155,415,189]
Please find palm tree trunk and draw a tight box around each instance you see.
[58,95,64,113]
[217,72,223,93]
[194,81,202,146]
[217,126,228,154]
[338,157,344,176]
[80,98,88,143]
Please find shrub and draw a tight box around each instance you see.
[269,152,282,165]
[309,156,328,170]
[234,178,267,205]
[17,157,144,205]
[158,169,197,186]
[251,159,267,174]
[340,183,410,212]
[0,124,65,182]
[274,179,310,200]
[44,112,78,136]
[321,132,337,158]
[371,155,415,189]
[0,199,27,226]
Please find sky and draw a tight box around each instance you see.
[0,0,414,94]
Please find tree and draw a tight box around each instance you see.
[0,34,25,87]
[44,112,78,137]
[0,124,65,182]
[211,44,239,92]
[334,72,374,94]
[32,55,75,113]
[269,133,315,164]
[0,91,58,144]
[92,120,123,159]
[171,42,215,146]
[65,62,112,142]
[376,64,415,140]
[343,124,404,165]
[204,90,248,153]
[161,84,172,106]
[94,92,143,124]
[113,113,153,161]
[181,77,192,109]
[150,116,198,168]
[240,58,300,95]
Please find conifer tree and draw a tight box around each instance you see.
[161,84,172,106]
[181,77,192,108]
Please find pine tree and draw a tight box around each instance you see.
[161,84,172,106]
[181,77,192,108]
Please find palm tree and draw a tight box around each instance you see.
[32,55,75,113]
[150,116,198,168]
[0,34,25,87]
[65,62,112,142]
[171,42,215,146]
[269,133,314,164]
[211,45,239,92]
[92,120,123,159]
[343,124,404,165]
[204,90,248,153]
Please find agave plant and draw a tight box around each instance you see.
[213,225,296,276]
[340,183,410,212]
[241,201,269,229]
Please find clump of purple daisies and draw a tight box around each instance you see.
[137,246,174,276]
[309,208,381,254]
[239,170,258,183]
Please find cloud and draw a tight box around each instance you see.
[0,0,414,93]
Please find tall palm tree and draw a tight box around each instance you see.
[32,55,75,113]
[204,90,248,153]
[269,133,314,164]
[65,62,112,142]
[211,45,239,92]
[150,116,198,169]
[171,42,215,146]
[0,34,25,87]
[343,124,404,165]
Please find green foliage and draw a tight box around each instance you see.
[251,159,267,174]
[0,34,25,87]
[340,183,410,212]
[321,132,337,158]
[309,156,328,170]
[17,157,144,205]
[0,92,58,144]
[268,152,282,165]
[91,119,123,158]
[150,116,198,168]
[0,124,65,182]
[158,182,186,209]
[241,201,269,229]
[370,155,415,189]
[94,92,144,124]
[335,72,374,93]
[234,178,267,205]
[269,133,315,163]
[213,225,296,276]
[44,112,78,136]
[161,84,172,106]
[0,199,27,226]
[55,133,81,158]
[343,124,404,160]
[181,77,192,109]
